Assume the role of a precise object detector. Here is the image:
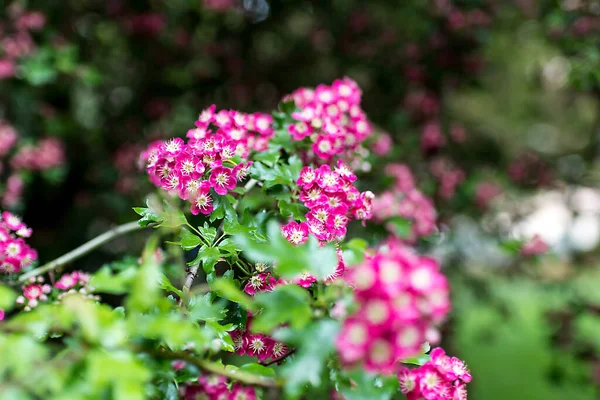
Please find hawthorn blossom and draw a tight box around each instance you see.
[182,374,256,400]
[142,106,268,216]
[283,77,373,164]
[520,234,549,257]
[0,211,37,274]
[17,271,94,311]
[398,348,471,400]
[292,163,373,244]
[244,272,277,295]
[336,242,450,374]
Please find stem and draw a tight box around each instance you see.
[180,264,200,305]
[186,223,211,246]
[260,349,296,366]
[235,261,250,275]
[150,348,282,388]
[18,221,146,283]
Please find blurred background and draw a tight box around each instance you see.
[1,0,600,398]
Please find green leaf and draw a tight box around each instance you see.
[0,285,17,310]
[126,236,161,312]
[206,320,235,352]
[134,199,187,229]
[90,266,137,295]
[19,49,57,86]
[253,146,282,167]
[188,294,227,321]
[500,238,524,254]
[160,201,188,228]
[252,285,312,332]
[402,354,431,366]
[388,217,412,239]
[209,194,228,222]
[342,238,368,267]
[211,278,254,310]
[133,204,163,227]
[176,228,203,251]
[159,274,184,298]
[340,369,399,400]
[198,222,217,243]
[278,200,308,221]
[188,246,222,276]
[278,319,340,397]
[287,155,303,182]
[239,363,276,378]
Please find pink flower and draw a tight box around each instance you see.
[288,121,313,140]
[337,244,450,374]
[55,273,78,290]
[520,235,549,257]
[230,383,257,400]
[399,348,471,400]
[2,212,24,231]
[0,60,15,80]
[246,334,273,361]
[23,284,43,300]
[281,221,309,245]
[0,308,4,321]
[244,273,276,295]
[190,182,214,215]
[232,161,253,181]
[209,166,236,195]
[294,272,318,288]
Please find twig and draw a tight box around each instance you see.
[149,348,282,388]
[260,349,296,366]
[18,221,146,283]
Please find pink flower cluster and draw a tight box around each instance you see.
[231,323,289,363]
[182,374,256,400]
[283,77,373,163]
[236,273,289,363]
[17,270,93,312]
[373,164,437,241]
[143,105,273,215]
[429,157,465,200]
[0,121,65,208]
[336,243,450,374]
[474,181,503,209]
[398,348,471,400]
[520,234,549,257]
[0,211,36,274]
[11,138,65,171]
[421,121,446,153]
[203,0,237,11]
[284,161,373,244]
[0,4,45,80]
[0,121,18,157]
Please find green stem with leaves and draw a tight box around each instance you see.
[18,221,146,283]
[181,178,258,299]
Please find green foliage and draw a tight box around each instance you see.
[276,319,340,398]
[234,220,338,280]
[451,276,595,400]
[252,284,313,332]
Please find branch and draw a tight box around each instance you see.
[18,221,146,283]
[150,348,282,388]
[260,349,296,366]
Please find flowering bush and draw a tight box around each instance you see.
[0,78,476,399]
[0,0,598,399]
